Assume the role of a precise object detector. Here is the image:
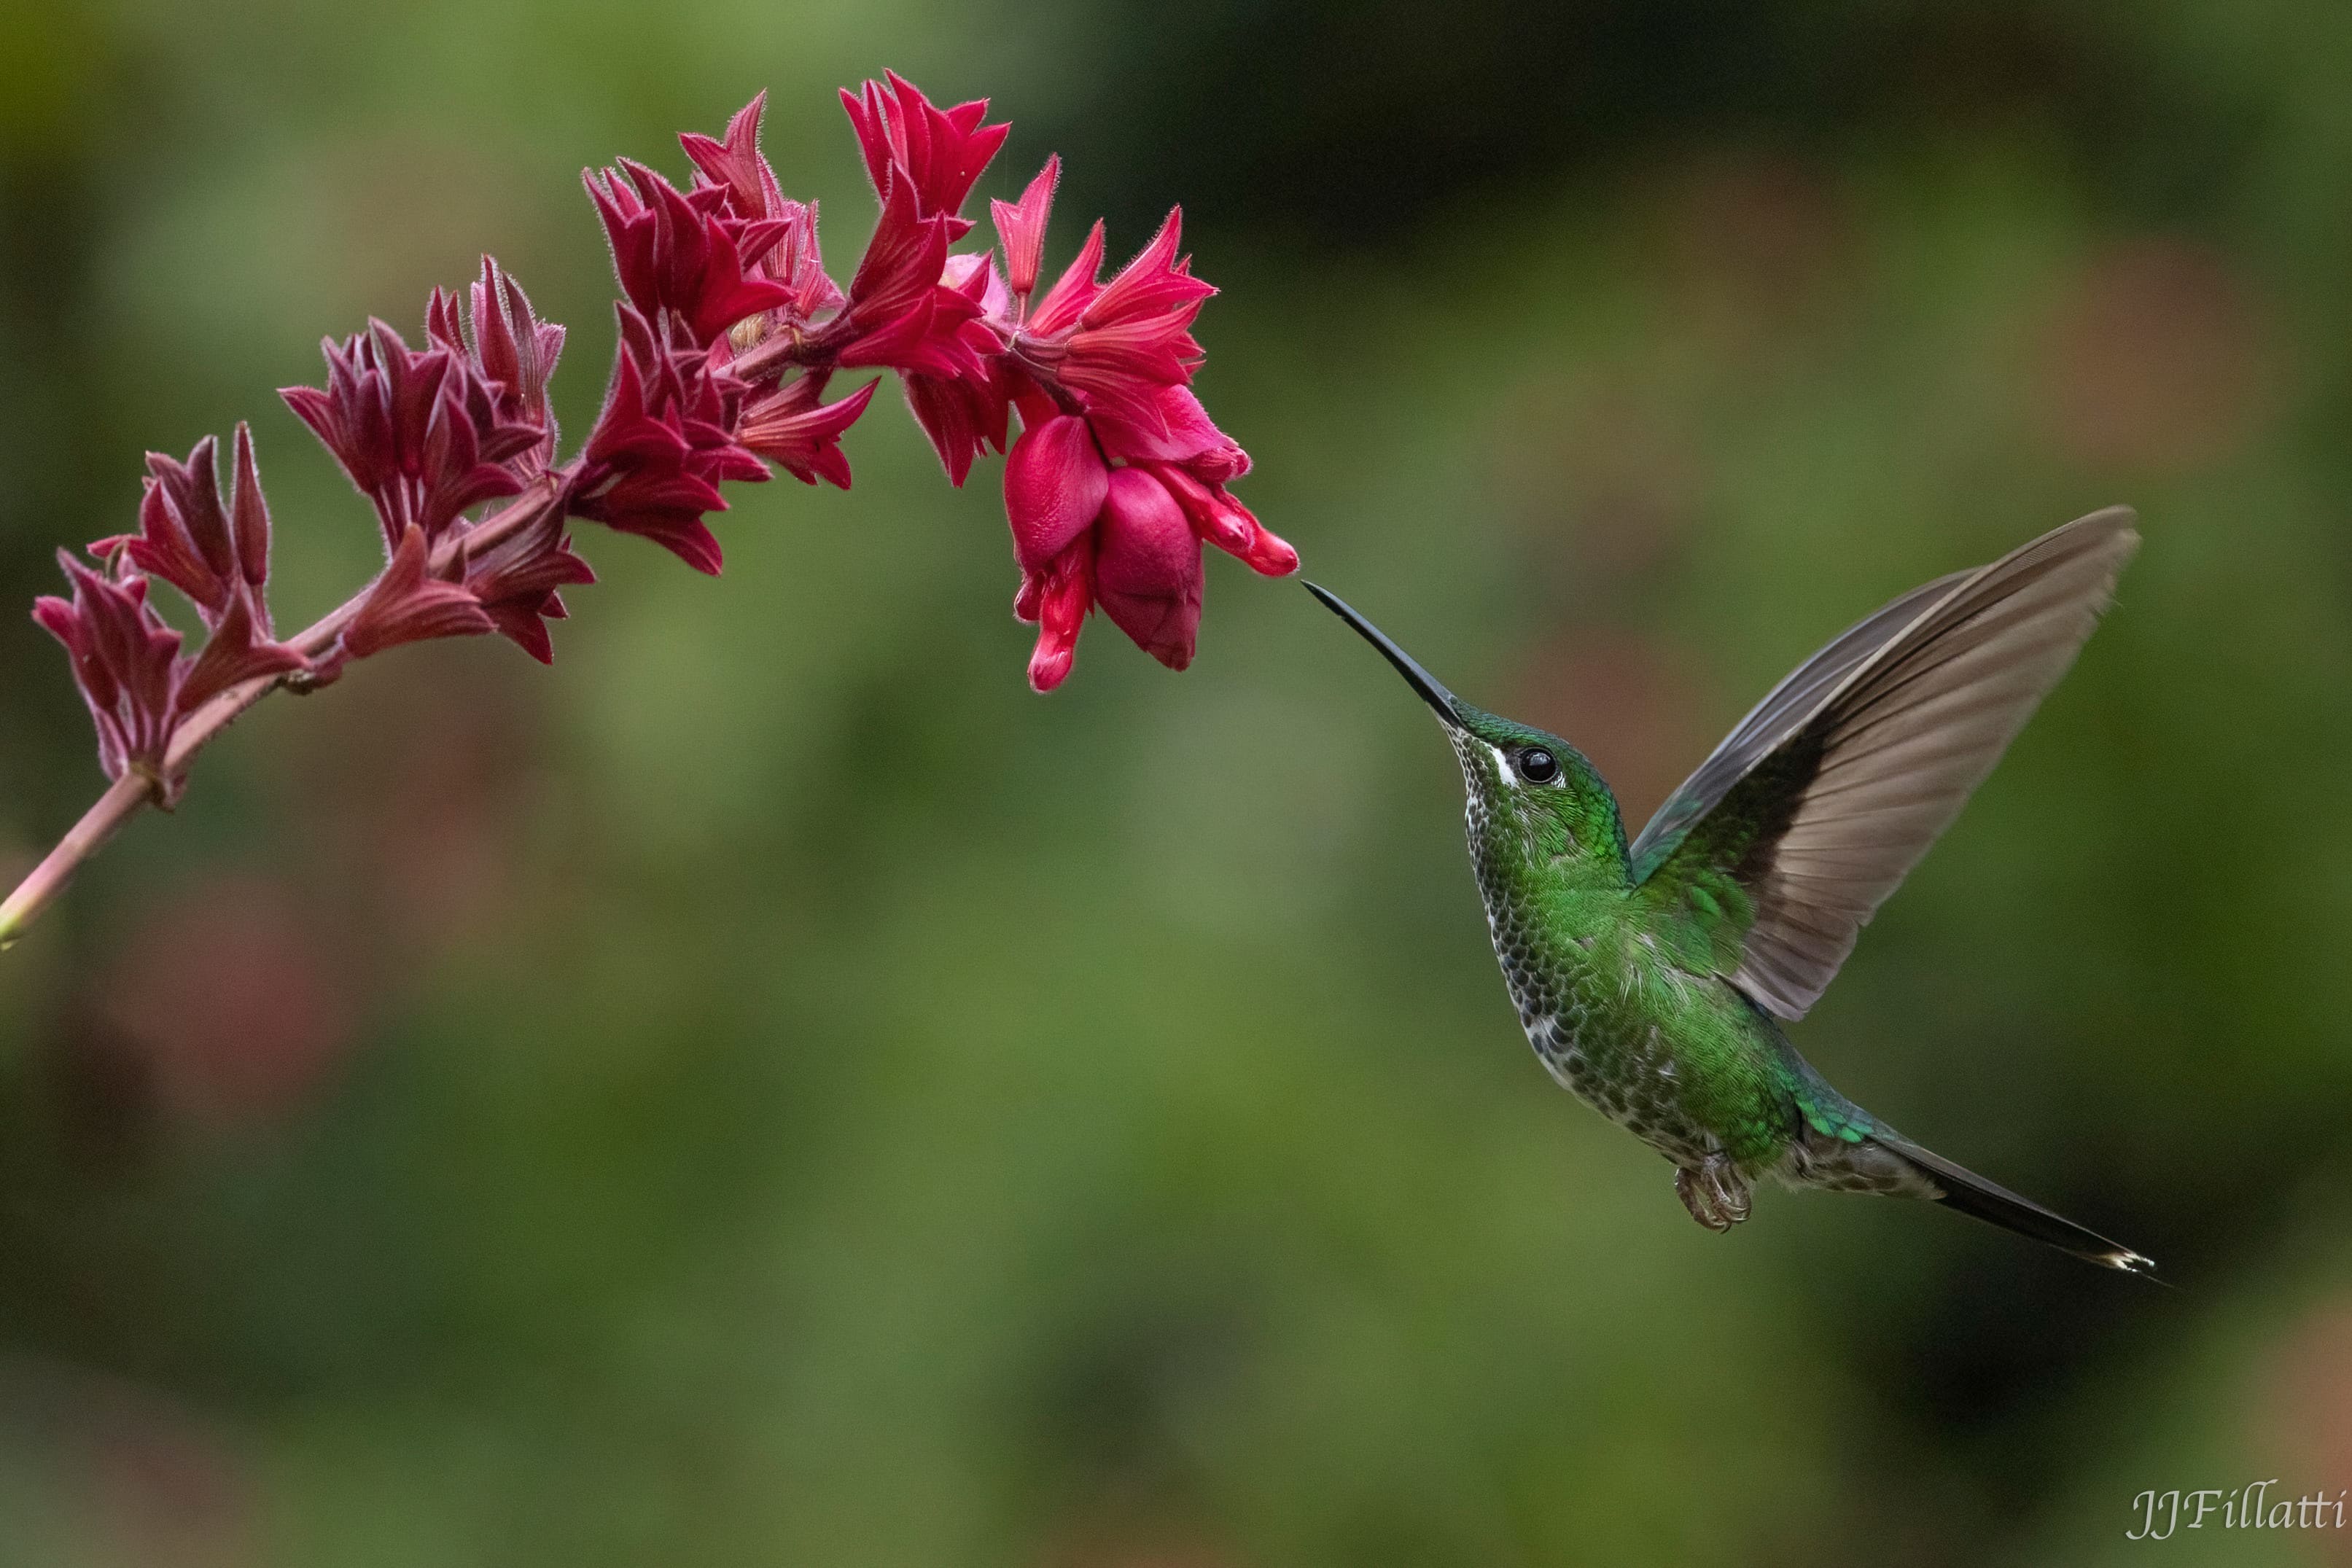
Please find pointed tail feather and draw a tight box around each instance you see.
[1882,1138,2159,1278]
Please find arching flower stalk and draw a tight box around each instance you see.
[1,74,1290,949]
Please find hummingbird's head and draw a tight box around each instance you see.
[1305,582,1627,873]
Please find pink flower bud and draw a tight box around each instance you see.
[1152,462,1296,577]
[34,553,183,781]
[992,157,1059,299]
[1091,385,1247,480]
[1092,467,1203,671]
[1002,414,1108,572]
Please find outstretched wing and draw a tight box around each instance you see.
[1631,508,2138,1020]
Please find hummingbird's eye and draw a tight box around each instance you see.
[1516,747,1560,784]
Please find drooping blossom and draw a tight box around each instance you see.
[988,193,1296,690]
[10,71,1304,959]
[1092,465,1205,668]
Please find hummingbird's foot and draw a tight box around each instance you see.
[1675,1155,1752,1233]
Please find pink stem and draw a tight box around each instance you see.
[0,475,564,949]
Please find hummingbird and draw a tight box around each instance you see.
[1308,508,2154,1273]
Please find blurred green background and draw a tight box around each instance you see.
[3,1,2351,1563]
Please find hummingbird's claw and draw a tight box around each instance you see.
[1676,1156,1752,1232]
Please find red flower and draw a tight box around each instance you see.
[427,257,566,478]
[738,374,879,488]
[897,254,1017,485]
[585,160,796,350]
[462,498,597,665]
[1015,538,1092,695]
[679,93,843,321]
[1019,211,1212,432]
[275,86,1288,705]
[1097,383,1295,576]
[281,319,537,550]
[990,157,1058,301]
[607,71,1289,690]
[819,180,992,383]
[282,278,612,669]
[5,71,1324,975]
[34,556,183,782]
[136,429,309,706]
[1004,414,1108,571]
[777,78,1012,471]
[1002,424,1224,687]
[695,80,1006,407]
[341,523,495,660]
[114,428,270,623]
[839,71,1009,237]
[574,79,1017,561]
[176,590,308,712]
[34,429,306,782]
[569,305,765,574]
[272,264,629,676]
[1094,467,1204,668]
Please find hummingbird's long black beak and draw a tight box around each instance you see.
[1303,582,1468,729]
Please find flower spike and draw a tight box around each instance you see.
[8,73,1299,959]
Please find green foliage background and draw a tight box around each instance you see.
[1,2,2349,1563]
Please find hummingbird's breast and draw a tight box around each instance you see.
[1462,785,1746,1170]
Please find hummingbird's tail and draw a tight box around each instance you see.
[1878,1136,2159,1277]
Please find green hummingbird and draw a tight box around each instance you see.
[1309,508,2153,1273]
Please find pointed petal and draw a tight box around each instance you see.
[176,593,307,712]
[230,423,272,592]
[342,524,495,658]
[1027,219,1105,336]
[1027,537,1093,693]
[992,155,1059,298]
